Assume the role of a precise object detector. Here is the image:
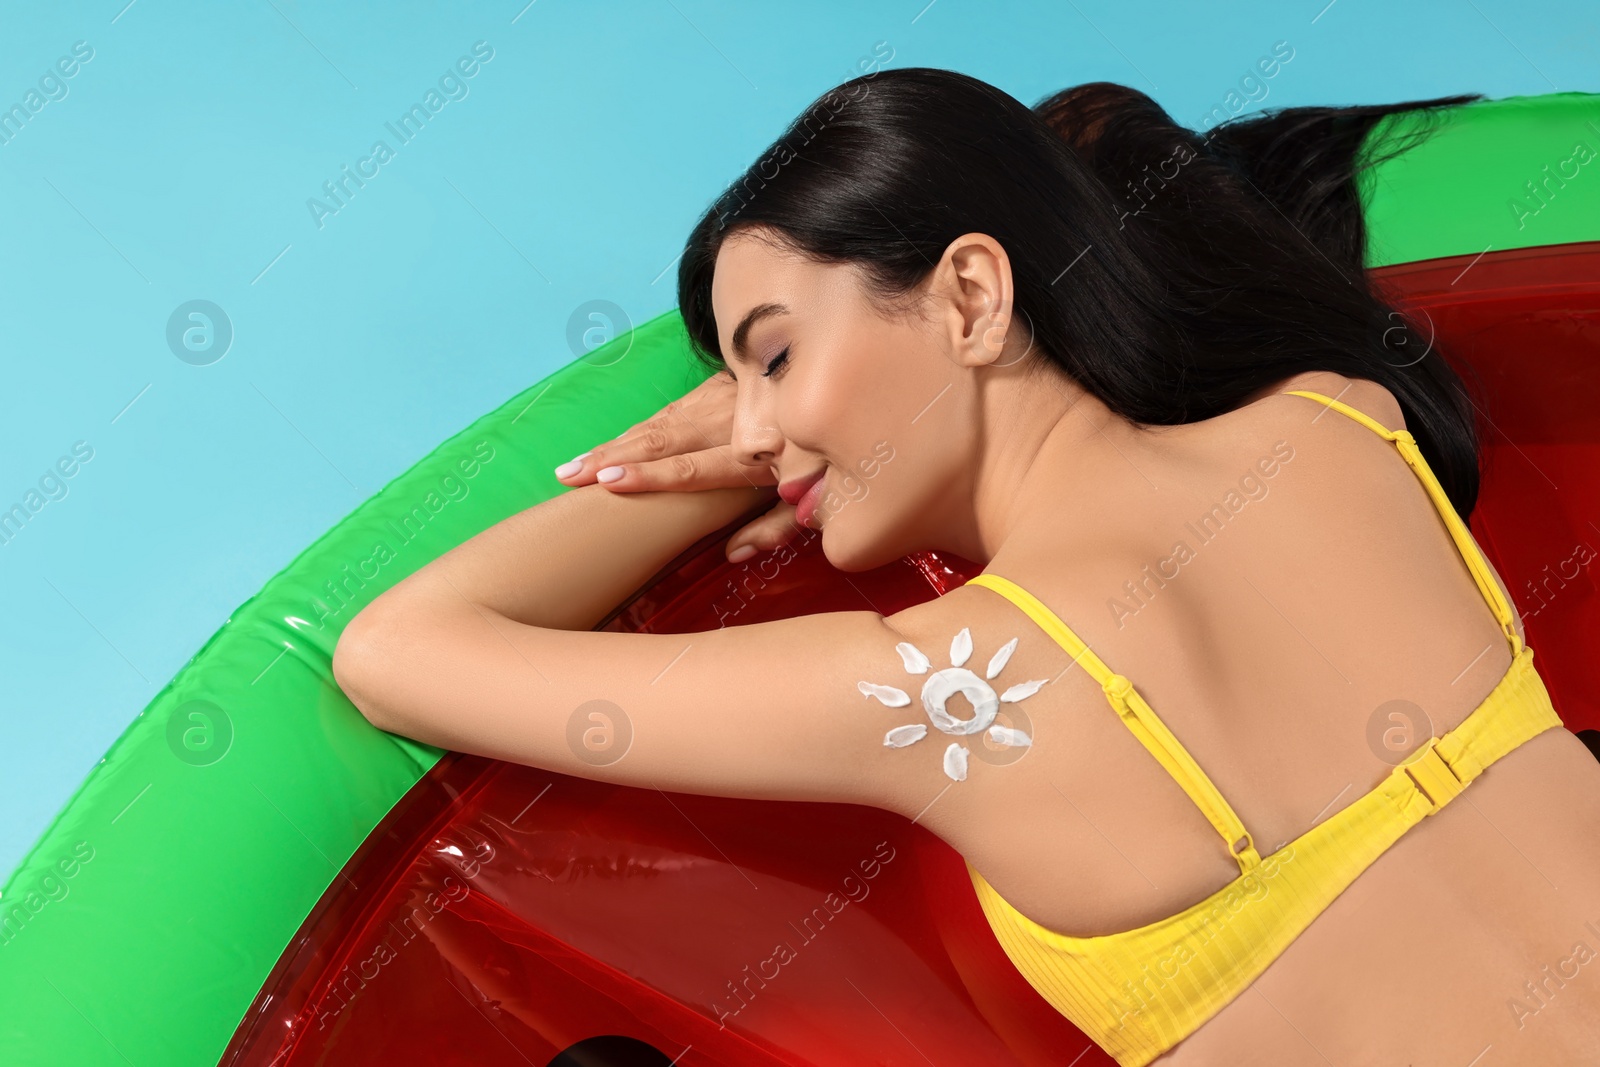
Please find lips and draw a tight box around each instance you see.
[778,468,825,506]
[779,468,827,528]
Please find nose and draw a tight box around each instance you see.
[730,381,782,468]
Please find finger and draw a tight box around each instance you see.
[614,375,734,443]
[591,446,775,494]
[726,501,803,563]
[554,393,734,486]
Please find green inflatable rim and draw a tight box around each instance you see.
[0,87,1595,1066]
[0,311,716,1064]
[1361,90,1600,265]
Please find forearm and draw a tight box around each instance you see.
[368,481,774,632]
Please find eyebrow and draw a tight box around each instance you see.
[728,302,789,363]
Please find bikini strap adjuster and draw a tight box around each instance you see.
[1391,429,1424,467]
[1400,736,1468,813]
[1102,674,1135,703]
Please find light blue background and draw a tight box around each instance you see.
[1,0,1595,882]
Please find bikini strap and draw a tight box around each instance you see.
[1283,389,1524,657]
[965,572,1263,873]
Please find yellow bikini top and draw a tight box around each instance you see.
[962,389,1564,1066]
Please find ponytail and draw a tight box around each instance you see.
[1035,81,1488,515]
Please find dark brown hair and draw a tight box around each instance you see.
[677,68,1487,514]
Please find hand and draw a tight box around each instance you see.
[552,372,800,562]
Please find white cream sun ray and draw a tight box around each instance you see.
[884,724,927,747]
[1000,678,1048,703]
[858,681,910,707]
[943,742,968,781]
[895,642,931,674]
[949,627,973,667]
[985,637,1019,679]
[987,724,1032,747]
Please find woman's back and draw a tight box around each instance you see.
[877,370,1600,1063]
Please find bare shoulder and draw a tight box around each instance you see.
[1215,370,1413,493]
[1243,369,1408,433]
[1223,368,1527,648]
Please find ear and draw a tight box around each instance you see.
[934,232,1018,370]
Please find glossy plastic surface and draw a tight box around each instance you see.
[221,542,1112,1067]
[1372,241,1600,731]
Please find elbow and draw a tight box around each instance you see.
[333,609,393,730]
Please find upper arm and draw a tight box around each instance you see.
[333,581,951,812]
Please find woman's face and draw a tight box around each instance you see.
[711,228,1007,572]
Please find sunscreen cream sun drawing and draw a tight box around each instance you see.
[858,628,1049,781]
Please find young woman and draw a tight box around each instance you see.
[332,70,1600,1064]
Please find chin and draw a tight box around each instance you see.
[818,518,905,574]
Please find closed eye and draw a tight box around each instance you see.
[762,345,791,379]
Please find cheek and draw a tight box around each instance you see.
[781,354,875,458]
[890,417,972,513]
[833,466,870,503]
[787,334,946,513]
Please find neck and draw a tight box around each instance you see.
[952,368,1142,566]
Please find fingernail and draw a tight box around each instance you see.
[554,452,591,479]
[596,465,626,483]
[728,544,757,563]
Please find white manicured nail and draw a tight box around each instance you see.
[553,452,591,478]
[596,465,626,483]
